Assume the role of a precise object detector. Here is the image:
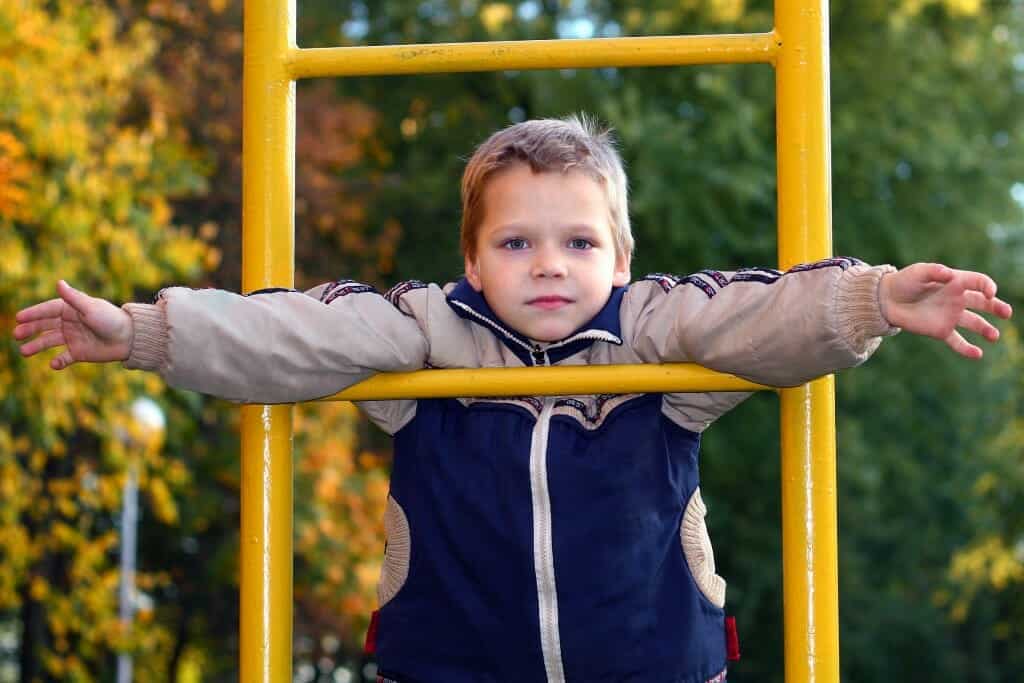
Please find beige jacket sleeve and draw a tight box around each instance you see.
[623,260,899,387]
[120,282,428,404]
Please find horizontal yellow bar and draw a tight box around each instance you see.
[287,33,778,79]
[309,364,771,402]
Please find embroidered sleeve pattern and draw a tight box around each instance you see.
[644,256,862,298]
[644,273,718,299]
[728,267,784,285]
[384,280,429,316]
[320,279,378,305]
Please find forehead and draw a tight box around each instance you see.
[480,164,609,228]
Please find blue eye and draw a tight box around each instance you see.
[568,238,592,250]
[503,238,528,250]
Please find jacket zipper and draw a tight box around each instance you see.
[530,396,565,682]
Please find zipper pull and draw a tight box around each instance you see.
[531,344,547,366]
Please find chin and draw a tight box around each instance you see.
[515,315,580,343]
[531,328,572,343]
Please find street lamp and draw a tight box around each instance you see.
[116,397,165,683]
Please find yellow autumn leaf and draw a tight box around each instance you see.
[30,576,49,600]
[709,0,745,23]
[945,0,981,15]
[480,3,514,33]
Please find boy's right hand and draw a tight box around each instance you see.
[13,280,134,370]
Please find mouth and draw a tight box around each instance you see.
[527,296,573,310]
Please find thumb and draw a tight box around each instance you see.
[57,280,93,314]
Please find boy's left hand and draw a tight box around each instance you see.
[879,263,1013,359]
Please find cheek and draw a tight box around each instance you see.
[487,251,526,270]
[478,253,520,285]
[588,251,621,282]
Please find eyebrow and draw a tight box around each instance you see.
[491,222,600,235]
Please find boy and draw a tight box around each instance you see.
[14,116,1012,683]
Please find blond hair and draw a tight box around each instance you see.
[459,114,633,261]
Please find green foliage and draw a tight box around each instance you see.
[299,1,1024,680]
[5,0,1021,680]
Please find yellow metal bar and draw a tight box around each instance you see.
[239,404,293,681]
[775,1,840,682]
[286,33,778,79]
[314,364,770,402]
[241,0,295,681]
[240,2,840,681]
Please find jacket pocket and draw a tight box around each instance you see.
[378,495,411,607]
[680,487,726,609]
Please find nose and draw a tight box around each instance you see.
[530,244,567,279]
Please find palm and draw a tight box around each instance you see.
[892,278,964,338]
[61,299,125,362]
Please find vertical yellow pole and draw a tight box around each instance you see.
[241,0,295,681]
[775,1,840,682]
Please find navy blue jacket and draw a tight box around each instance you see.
[378,281,727,682]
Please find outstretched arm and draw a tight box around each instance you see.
[14,279,430,404]
[879,263,1013,359]
[14,280,132,369]
[626,257,1013,389]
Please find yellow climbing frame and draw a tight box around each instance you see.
[240,1,838,681]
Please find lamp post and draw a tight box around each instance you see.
[117,397,165,683]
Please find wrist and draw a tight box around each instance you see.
[119,309,135,361]
[878,272,894,326]
[834,264,900,348]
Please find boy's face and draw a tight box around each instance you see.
[465,163,630,343]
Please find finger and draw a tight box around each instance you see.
[991,297,1012,320]
[14,298,64,324]
[956,270,998,298]
[963,291,1014,319]
[921,262,955,284]
[19,329,66,358]
[963,290,988,310]
[958,310,999,343]
[13,317,60,341]
[945,330,982,360]
[51,350,75,371]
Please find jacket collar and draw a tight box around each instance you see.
[446,278,625,367]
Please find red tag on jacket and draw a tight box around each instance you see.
[725,616,741,661]
[364,610,380,655]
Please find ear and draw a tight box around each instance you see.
[612,253,631,287]
[464,253,484,291]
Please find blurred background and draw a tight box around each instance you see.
[1,0,1022,681]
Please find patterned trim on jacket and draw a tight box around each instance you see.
[644,256,863,299]
[384,280,429,315]
[321,279,377,305]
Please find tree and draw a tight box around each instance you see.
[103,1,397,675]
[8,0,1019,678]
[0,0,214,680]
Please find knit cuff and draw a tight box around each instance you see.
[835,264,901,352]
[121,302,169,372]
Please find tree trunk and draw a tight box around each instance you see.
[167,605,190,682]
[17,589,43,683]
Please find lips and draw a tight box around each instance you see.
[527,296,573,310]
